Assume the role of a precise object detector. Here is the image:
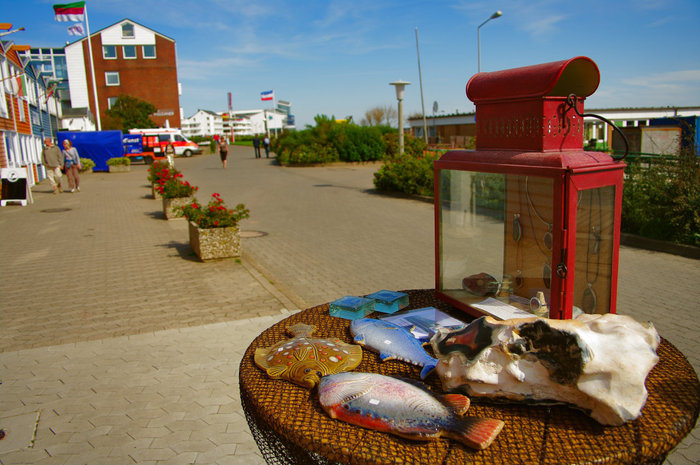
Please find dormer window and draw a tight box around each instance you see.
[122,22,134,38]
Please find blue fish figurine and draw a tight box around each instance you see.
[319,372,504,450]
[350,318,438,379]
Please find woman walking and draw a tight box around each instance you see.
[62,139,82,192]
[218,136,229,169]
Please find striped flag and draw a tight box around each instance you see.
[10,75,26,97]
[260,90,274,101]
[53,2,86,22]
[67,23,85,36]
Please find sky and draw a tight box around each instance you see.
[4,0,700,128]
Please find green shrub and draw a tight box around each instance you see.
[106,156,131,166]
[79,158,95,172]
[622,155,700,246]
[373,150,440,197]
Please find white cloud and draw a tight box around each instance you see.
[623,69,700,87]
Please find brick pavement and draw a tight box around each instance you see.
[1,149,698,464]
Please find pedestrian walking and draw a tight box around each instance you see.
[263,135,270,158]
[218,136,229,169]
[61,139,81,192]
[253,135,261,159]
[42,137,64,194]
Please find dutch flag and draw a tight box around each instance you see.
[260,90,274,101]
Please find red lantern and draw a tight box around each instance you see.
[434,56,626,320]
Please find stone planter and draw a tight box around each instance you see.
[188,221,241,261]
[151,183,162,200]
[108,165,131,173]
[162,196,193,220]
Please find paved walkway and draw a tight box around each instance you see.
[0,146,697,464]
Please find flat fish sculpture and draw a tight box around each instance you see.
[431,314,660,425]
[254,323,362,388]
[350,318,438,379]
[318,372,504,450]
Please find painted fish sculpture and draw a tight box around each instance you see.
[254,323,362,389]
[318,372,504,450]
[350,318,438,379]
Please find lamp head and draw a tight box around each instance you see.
[491,11,503,19]
[389,80,411,100]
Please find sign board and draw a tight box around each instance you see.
[1,167,31,206]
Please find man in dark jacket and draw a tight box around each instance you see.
[42,138,64,194]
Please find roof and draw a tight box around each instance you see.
[65,18,174,47]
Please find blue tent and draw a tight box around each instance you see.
[57,130,124,171]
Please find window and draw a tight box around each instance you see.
[31,109,41,126]
[142,45,156,59]
[107,97,118,109]
[105,72,120,86]
[121,22,134,38]
[103,45,117,59]
[122,45,136,59]
[17,96,26,122]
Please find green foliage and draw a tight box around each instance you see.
[274,115,391,165]
[622,155,700,246]
[154,172,198,199]
[382,131,428,159]
[79,158,95,172]
[104,95,157,131]
[176,193,250,228]
[106,156,131,166]
[373,150,440,197]
[473,173,505,220]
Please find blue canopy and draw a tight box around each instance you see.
[57,130,124,171]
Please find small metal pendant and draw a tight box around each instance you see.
[514,270,524,289]
[543,227,553,250]
[591,227,601,255]
[542,263,551,289]
[582,284,597,313]
[512,214,522,243]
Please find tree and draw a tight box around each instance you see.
[360,105,397,127]
[104,95,158,131]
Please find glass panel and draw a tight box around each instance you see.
[123,45,136,59]
[103,45,117,59]
[573,186,615,315]
[439,170,554,318]
[142,45,156,58]
[122,23,134,38]
[54,56,67,79]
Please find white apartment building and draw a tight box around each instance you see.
[182,108,291,138]
[181,109,223,138]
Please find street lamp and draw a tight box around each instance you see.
[390,80,410,155]
[477,10,502,73]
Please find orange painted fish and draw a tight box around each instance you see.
[319,372,504,450]
[254,323,362,388]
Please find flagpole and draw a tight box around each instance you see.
[83,2,101,131]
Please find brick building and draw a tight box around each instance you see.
[65,18,181,129]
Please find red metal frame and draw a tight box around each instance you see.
[434,56,626,320]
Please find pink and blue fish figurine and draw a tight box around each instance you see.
[318,372,504,450]
[350,318,438,379]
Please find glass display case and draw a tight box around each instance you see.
[434,57,626,319]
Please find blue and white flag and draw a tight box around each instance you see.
[67,23,85,36]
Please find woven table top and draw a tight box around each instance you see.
[239,289,700,465]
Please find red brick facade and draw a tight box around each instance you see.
[78,22,181,129]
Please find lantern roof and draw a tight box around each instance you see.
[466,56,600,103]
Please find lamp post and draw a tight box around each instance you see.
[390,80,410,155]
[477,10,502,73]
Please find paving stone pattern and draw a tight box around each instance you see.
[0,147,697,464]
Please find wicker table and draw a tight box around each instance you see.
[239,289,700,465]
